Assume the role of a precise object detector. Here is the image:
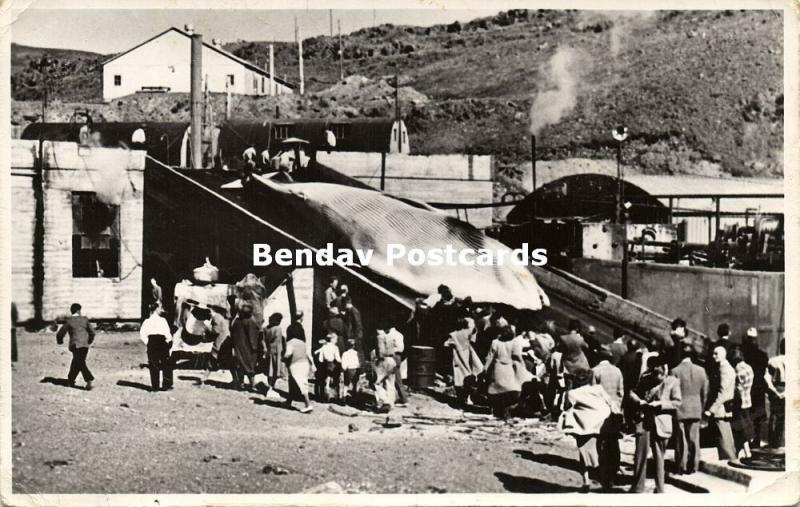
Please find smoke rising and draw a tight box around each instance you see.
[528,12,656,136]
[529,47,581,136]
[94,164,128,206]
[87,131,129,206]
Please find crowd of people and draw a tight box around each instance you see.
[45,276,787,493]
[368,285,788,492]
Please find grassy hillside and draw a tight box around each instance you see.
[11,9,784,177]
[11,43,106,102]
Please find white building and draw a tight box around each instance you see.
[102,26,293,101]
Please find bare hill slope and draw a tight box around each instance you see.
[11,10,783,176]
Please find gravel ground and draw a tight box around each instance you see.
[11,330,596,495]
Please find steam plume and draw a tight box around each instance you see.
[89,132,128,206]
[529,47,580,136]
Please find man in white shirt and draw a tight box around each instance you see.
[140,303,173,392]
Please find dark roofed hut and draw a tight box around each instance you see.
[215,118,409,171]
[506,173,670,225]
[22,122,190,167]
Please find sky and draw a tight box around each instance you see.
[9,5,501,54]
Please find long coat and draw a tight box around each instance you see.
[560,332,590,375]
[262,324,285,378]
[230,315,260,375]
[484,338,521,395]
[444,328,483,387]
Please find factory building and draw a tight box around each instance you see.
[102,26,293,101]
[11,140,145,322]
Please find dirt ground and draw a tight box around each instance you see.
[10,329,605,495]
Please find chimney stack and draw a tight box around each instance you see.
[184,24,195,35]
[190,32,203,168]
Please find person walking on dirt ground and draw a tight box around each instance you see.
[140,302,174,392]
[230,302,260,391]
[283,323,316,414]
[55,303,96,390]
[261,312,285,394]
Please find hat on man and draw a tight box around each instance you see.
[746,327,758,338]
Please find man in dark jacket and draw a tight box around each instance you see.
[322,306,345,350]
[664,318,688,369]
[56,303,96,390]
[741,327,768,448]
[559,319,590,388]
[341,297,364,362]
[620,338,643,430]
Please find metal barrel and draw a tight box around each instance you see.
[408,345,436,388]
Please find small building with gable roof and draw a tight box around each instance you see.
[102,26,293,101]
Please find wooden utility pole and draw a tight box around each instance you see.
[33,56,50,326]
[338,19,344,81]
[395,74,401,152]
[269,44,275,96]
[329,9,333,37]
[295,18,305,95]
[531,134,537,236]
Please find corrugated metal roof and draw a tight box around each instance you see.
[626,175,784,214]
[625,175,783,196]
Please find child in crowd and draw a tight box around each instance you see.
[341,338,361,400]
[314,332,342,401]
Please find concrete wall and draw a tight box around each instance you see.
[11,140,145,321]
[103,29,291,100]
[568,258,785,355]
[316,152,493,228]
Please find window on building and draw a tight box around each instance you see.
[273,125,291,140]
[71,192,120,278]
[331,124,349,140]
[227,74,235,86]
[114,75,122,86]
[261,77,265,94]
